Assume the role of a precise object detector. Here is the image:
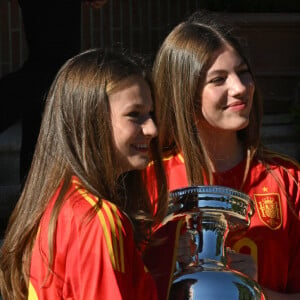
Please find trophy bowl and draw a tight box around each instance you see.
[167,185,266,300]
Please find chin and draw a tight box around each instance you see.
[231,118,249,131]
[238,121,250,130]
[136,162,150,170]
[127,158,150,171]
[136,158,150,169]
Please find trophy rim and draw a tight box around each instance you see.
[168,185,255,226]
[170,185,251,202]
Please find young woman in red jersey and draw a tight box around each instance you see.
[0,48,168,300]
[144,11,300,300]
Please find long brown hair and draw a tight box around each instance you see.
[153,11,263,186]
[0,48,168,300]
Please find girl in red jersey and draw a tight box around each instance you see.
[144,11,300,300]
[0,49,168,299]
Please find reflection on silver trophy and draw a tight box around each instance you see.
[167,185,266,300]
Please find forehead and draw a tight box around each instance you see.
[206,45,244,71]
[108,76,152,109]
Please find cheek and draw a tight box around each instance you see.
[111,123,126,149]
[201,89,224,114]
[113,123,138,149]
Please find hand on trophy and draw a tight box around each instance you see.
[176,230,197,266]
[176,215,200,267]
[226,248,258,281]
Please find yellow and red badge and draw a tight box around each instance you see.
[254,193,282,230]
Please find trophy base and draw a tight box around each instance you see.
[170,269,265,300]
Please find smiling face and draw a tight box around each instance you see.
[198,44,255,133]
[109,76,158,174]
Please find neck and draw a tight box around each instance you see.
[199,129,244,172]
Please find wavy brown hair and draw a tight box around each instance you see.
[153,11,263,186]
[0,48,168,300]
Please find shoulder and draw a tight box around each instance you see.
[148,151,184,168]
[162,151,185,164]
[250,150,300,194]
[147,151,186,181]
[261,149,300,173]
[43,177,131,243]
[63,177,130,231]
[149,151,185,173]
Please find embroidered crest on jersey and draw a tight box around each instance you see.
[254,193,282,230]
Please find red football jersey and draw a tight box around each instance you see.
[28,177,157,300]
[144,152,300,299]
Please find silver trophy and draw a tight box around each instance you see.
[167,185,266,300]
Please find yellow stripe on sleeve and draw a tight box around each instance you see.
[177,153,185,163]
[102,202,120,271]
[76,186,124,272]
[28,281,39,300]
[109,203,125,272]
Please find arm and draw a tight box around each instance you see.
[226,248,257,281]
[264,289,300,300]
[227,251,300,300]
[70,199,157,299]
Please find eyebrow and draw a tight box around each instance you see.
[123,103,153,111]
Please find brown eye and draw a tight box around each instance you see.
[209,76,226,84]
[127,111,140,118]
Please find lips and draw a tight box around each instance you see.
[132,143,150,153]
[224,100,247,110]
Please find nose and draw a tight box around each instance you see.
[228,73,247,97]
[142,117,158,138]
